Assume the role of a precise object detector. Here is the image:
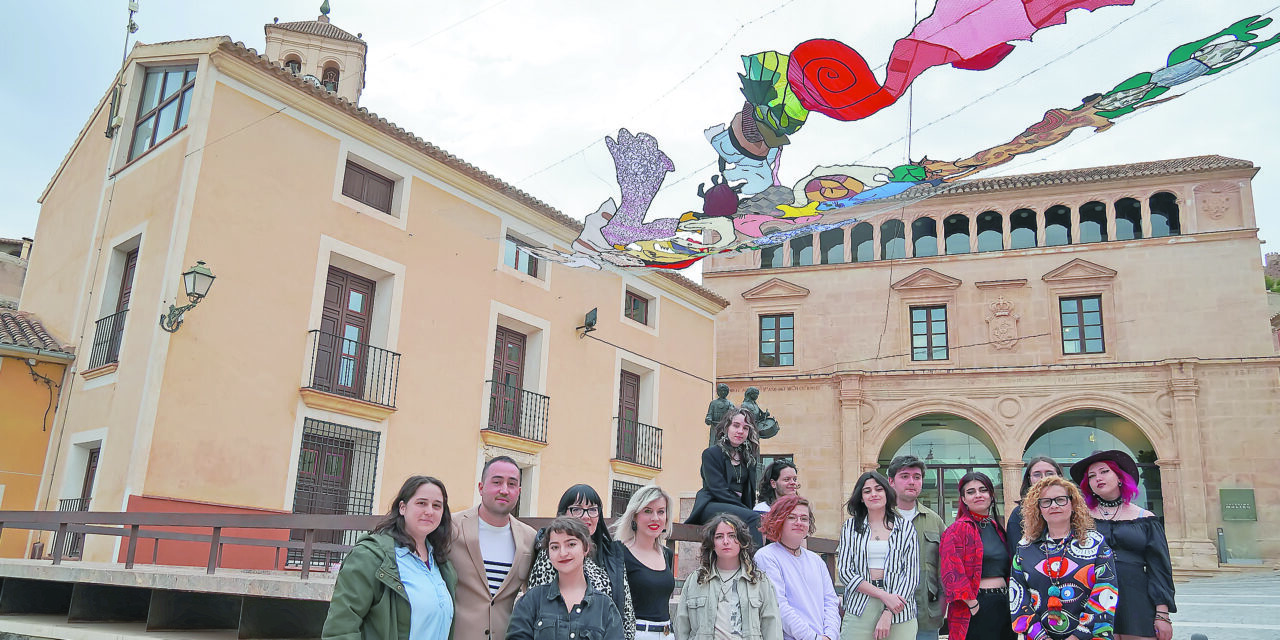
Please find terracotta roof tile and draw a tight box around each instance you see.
[216,40,729,310]
[266,19,364,44]
[0,311,72,354]
[888,155,1255,202]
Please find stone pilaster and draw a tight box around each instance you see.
[837,373,865,502]
[1166,362,1218,568]
[999,460,1024,522]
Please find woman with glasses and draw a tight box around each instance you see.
[940,472,1015,640]
[688,408,765,547]
[1010,476,1118,639]
[527,484,636,640]
[836,471,920,640]
[754,495,840,640]
[1007,457,1064,557]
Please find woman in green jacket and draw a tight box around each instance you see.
[675,514,782,640]
[323,475,458,640]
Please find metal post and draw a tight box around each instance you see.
[125,525,139,569]
[207,527,222,575]
[301,529,315,580]
[1216,527,1227,564]
[52,523,67,565]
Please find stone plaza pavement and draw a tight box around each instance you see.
[1170,569,1280,640]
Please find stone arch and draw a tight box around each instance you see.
[1014,393,1173,459]
[868,398,1008,464]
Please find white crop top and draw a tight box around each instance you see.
[866,539,889,570]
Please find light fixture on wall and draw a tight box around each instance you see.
[159,261,216,333]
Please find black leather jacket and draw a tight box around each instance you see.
[506,578,623,640]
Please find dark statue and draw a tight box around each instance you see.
[741,387,780,439]
[705,383,736,446]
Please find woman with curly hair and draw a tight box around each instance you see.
[675,514,782,639]
[688,408,764,547]
[1011,476,1118,639]
[1071,451,1175,640]
[754,495,840,640]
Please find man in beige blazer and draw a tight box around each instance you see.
[449,456,537,640]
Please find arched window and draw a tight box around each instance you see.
[943,214,970,254]
[820,228,844,264]
[321,65,340,92]
[284,57,302,75]
[1045,205,1071,246]
[880,220,906,260]
[760,244,783,269]
[1114,198,1143,240]
[912,217,938,257]
[852,222,874,262]
[790,234,814,267]
[1150,191,1180,237]
[1079,201,1108,243]
[1010,208,1037,249]
[976,211,1003,252]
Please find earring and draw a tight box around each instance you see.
[631,520,637,531]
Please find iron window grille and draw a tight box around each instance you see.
[88,309,128,370]
[289,418,380,567]
[611,480,643,518]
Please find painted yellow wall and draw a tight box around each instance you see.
[0,357,67,558]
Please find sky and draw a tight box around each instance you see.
[4,0,1280,280]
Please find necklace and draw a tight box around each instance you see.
[1098,496,1123,508]
[1039,534,1076,634]
[1098,496,1123,519]
[780,540,803,556]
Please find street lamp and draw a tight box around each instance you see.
[159,261,215,333]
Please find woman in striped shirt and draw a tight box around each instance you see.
[837,471,920,640]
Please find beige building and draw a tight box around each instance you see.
[701,156,1280,570]
[17,12,725,564]
[0,237,32,310]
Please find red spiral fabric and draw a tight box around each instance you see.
[786,39,896,122]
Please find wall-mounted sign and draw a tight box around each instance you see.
[1220,488,1257,522]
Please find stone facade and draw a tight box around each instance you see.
[701,157,1280,570]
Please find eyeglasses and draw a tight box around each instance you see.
[785,514,811,524]
[1037,496,1071,509]
[567,506,600,518]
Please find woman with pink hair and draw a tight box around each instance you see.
[1071,450,1175,640]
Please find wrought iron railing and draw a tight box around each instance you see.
[614,417,663,470]
[57,498,91,557]
[304,330,401,409]
[485,380,550,443]
[87,310,127,370]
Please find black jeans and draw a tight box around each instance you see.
[699,502,763,548]
[970,588,1015,640]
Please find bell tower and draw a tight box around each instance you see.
[264,1,367,104]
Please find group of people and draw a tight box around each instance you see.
[323,410,1176,640]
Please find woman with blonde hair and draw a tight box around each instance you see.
[675,513,782,639]
[613,485,676,639]
[1010,476,1118,640]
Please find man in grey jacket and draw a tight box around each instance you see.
[888,455,946,640]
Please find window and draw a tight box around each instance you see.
[912,217,938,257]
[880,220,906,260]
[1045,205,1072,246]
[1010,209,1038,249]
[503,235,541,277]
[1149,192,1180,237]
[290,418,380,566]
[819,228,844,264]
[943,214,970,255]
[129,65,196,161]
[851,222,874,262]
[624,290,649,325]
[341,161,395,214]
[910,306,948,361]
[975,211,1003,252]
[759,314,794,367]
[1115,198,1143,240]
[1080,201,1108,243]
[760,244,783,269]
[1060,296,1104,354]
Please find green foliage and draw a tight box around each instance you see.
[1266,275,1280,293]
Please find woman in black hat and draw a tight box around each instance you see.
[1071,450,1175,640]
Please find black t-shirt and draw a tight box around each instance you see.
[623,545,675,622]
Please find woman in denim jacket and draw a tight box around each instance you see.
[506,517,623,640]
[675,514,782,640]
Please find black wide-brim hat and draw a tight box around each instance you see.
[1070,449,1140,486]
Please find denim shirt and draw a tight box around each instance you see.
[505,577,624,640]
[395,544,454,640]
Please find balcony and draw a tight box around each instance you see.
[482,380,549,453]
[56,498,91,558]
[611,417,663,479]
[300,330,400,421]
[85,310,126,373]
